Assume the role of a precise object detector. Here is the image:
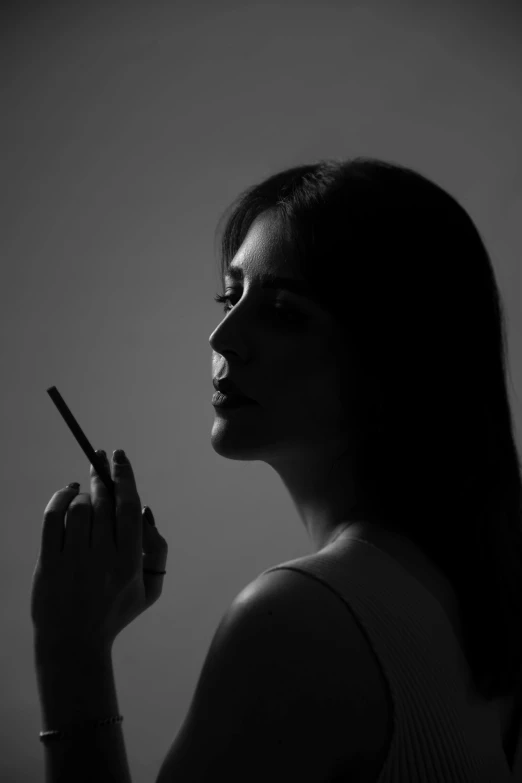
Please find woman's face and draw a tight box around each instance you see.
[209,211,355,471]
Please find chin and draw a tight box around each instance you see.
[210,438,263,462]
[210,420,271,462]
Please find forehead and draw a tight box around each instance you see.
[227,211,296,280]
[224,211,334,311]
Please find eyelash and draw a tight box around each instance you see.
[213,293,302,324]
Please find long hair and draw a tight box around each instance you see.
[214,156,522,702]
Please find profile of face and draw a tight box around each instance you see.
[209,210,355,486]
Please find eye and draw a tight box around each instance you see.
[213,292,303,325]
[214,293,235,314]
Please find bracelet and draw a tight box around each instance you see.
[38,564,166,744]
[39,715,124,743]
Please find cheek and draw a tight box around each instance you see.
[276,369,344,427]
[265,337,342,401]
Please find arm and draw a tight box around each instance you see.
[156,568,376,782]
[34,639,132,783]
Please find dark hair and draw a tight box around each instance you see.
[214,156,522,702]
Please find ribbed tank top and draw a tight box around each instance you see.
[261,528,520,781]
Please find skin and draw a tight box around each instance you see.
[209,209,363,552]
[207,207,467,677]
[210,211,519,765]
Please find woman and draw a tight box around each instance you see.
[203,157,522,780]
[34,157,522,782]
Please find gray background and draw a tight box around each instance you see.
[2,1,522,780]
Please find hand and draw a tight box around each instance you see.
[30,449,168,654]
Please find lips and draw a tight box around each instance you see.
[213,377,253,401]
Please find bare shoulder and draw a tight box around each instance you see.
[234,566,393,765]
[156,564,392,782]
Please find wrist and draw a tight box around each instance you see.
[34,641,119,733]
[34,633,113,667]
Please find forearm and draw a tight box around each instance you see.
[34,638,132,783]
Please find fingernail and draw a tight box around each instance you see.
[113,449,127,463]
[67,482,80,490]
[96,449,107,461]
[143,506,155,526]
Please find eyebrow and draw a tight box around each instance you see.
[225,265,321,303]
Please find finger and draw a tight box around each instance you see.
[112,449,139,499]
[90,450,114,505]
[63,492,92,552]
[141,508,168,605]
[41,484,81,559]
[112,449,142,555]
[90,450,116,548]
[141,507,168,570]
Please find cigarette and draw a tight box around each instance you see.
[46,386,116,497]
